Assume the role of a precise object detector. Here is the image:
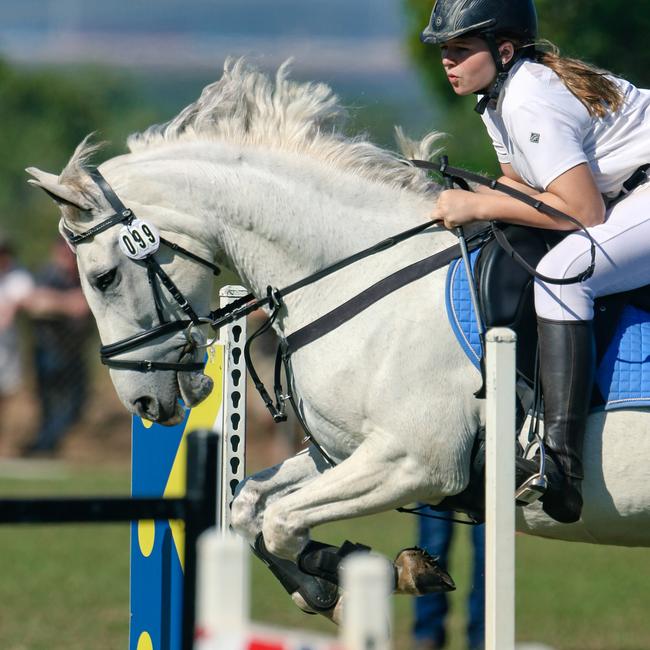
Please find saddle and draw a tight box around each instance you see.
[455,224,650,408]
[435,224,650,521]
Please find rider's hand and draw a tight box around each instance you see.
[431,189,482,229]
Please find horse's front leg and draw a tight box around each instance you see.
[232,445,349,617]
[262,436,439,560]
[230,444,329,543]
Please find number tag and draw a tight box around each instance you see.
[118,219,161,260]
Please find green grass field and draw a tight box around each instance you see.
[0,466,649,650]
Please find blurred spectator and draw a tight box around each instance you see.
[21,238,91,457]
[0,234,35,407]
[413,513,485,650]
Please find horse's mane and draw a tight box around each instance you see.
[65,59,443,195]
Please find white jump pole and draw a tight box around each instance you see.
[340,554,393,650]
[195,532,249,641]
[485,328,516,650]
[195,532,394,650]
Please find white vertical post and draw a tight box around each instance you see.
[485,328,516,650]
[195,531,249,641]
[218,286,248,532]
[340,554,393,650]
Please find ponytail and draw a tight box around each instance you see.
[532,40,624,118]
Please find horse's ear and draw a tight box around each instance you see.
[25,167,95,211]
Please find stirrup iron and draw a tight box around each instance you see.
[515,436,548,506]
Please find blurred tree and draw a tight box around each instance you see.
[402,0,650,172]
[0,61,158,267]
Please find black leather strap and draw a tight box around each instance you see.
[410,159,597,284]
[160,238,221,276]
[243,294,288,423]
[253,534,339,612]
[205,220,440,332]
[102,358,205,372]
[285,239,483,356]
[491,223,592,285]
[87,168,129,214]
[623,163,650,193]
[298,540,372,585]
[100,320,190,360]
[144,256,201,324]
[66,212,131,245]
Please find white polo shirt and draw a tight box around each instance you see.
[480,59,650,197]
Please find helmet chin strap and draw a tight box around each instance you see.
[474,34,533,115]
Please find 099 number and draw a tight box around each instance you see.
[118,219,160,260]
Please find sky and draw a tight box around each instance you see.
[0,0,441,139]
[0,0,417,77]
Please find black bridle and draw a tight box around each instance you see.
[63,167,221,373]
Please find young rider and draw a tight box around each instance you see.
[421,0,650,523]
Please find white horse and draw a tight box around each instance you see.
[27,60,650,588]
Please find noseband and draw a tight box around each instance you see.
[63,167,221,373]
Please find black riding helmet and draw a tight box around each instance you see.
[421,0,538,113]
[421,0,537,45]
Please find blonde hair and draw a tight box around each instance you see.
[503,38,625,118]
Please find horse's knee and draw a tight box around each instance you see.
[230,480,263,541]
[262,501,308,560]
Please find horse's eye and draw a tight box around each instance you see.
[95,268,118,292]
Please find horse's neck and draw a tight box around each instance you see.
[215,150,436,282]
[112,146,441,326]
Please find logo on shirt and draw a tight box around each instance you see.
[530,132,540,143]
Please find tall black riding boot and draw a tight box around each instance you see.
[537,318,595,523]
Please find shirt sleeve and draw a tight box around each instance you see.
[481,110,511,163]
[505,99,590,190]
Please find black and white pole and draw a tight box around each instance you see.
[485,328,516,650]
[217,285,248,532]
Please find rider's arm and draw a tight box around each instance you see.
[471,162,606,229]
[474,163,538,197]
[434,162,606,231]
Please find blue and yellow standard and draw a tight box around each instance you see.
[129,346,225,650]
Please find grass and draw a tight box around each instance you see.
[0,467,131,650]
[1,467,650,650]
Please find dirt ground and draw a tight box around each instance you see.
[0,370,131,464]
[0,367,303,470]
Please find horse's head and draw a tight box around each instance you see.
[27,144,217,425]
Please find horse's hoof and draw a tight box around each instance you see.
[291,591,342,624]
[394,547,456,594]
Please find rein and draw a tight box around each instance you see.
[410,158,597,285]
[64,166,444,376]
[201,157,599,335]
[67,160,598,425]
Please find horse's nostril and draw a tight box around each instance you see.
[133,396,159,420]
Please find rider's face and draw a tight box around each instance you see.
[439,36,497,95]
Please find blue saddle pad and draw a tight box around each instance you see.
[445,253,650,411]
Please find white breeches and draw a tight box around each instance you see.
[534,184,650,321]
